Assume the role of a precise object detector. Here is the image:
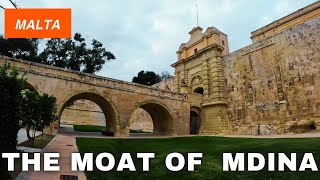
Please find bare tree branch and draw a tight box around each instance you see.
[0,5,5,10]
[9,0,18,9]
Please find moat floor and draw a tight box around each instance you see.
[76,136,320,179]
[16,129,320,180]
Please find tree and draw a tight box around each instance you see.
[38,94,57,138]
[0,36,42,63]
[0,63,25,179]
[21,90,57,146]
[82,39,115,74]
[21,90,41,145]
[160,71,173,80]
[41,33,115,74]
[0,32,115,74]
[132,70,161,86]
[40,38,72,68]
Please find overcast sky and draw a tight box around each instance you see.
[0,0,317,81]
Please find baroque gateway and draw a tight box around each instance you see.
[2,1,320,136]
[155,1,320,135]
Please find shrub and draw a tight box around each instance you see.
[0,63,25,179]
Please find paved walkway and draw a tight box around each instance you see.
[17,146,42,153]
[16,133,86,180]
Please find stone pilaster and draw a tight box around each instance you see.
[200,50,230,135]
[201,58,210,98]
[174,70,180,92]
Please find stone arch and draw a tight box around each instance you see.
[190,75,204,94]
[130,100,175,136]
[24,81,38,92]
[190,106,201,115]
[58,92,120,135]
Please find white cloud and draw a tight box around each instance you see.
[0,0,318,81]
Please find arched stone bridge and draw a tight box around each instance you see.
[0,56,190,137]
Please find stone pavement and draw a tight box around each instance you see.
[17,146,42,153]
[16,133,87,180]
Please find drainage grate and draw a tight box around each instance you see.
[60,175,78,180]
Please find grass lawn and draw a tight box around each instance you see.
[73,125,150,133]
[73,125,106,132]
[19,134,55,149]
[76,136,320,180]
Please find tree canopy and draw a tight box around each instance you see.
[0,33,115,74]
[132,70,162,86]
[0,63,25,179]
[0,63,57,178]
[160,71,173,80]
[0,36,42,63]
[21,90,57,144]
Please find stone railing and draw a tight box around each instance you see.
[0,56,187,101]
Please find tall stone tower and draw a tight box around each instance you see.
[171,26,230,135]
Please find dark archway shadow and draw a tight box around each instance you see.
[193,87,204,95]
[131,101,174,136]
[59,92,119,135]
[190,111,201,135]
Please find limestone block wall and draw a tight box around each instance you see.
[153,77,176,92]
[60,100,106,126]
[251,1,320,43]
[60,100,154,132]
[130,108,153,132]
[224,17,320,135]
[0,56,190,136]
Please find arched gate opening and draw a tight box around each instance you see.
[59,92,119,135]
[130,101,174,136]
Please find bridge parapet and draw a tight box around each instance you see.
[0,56,186,101]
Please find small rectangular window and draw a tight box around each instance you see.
[222,40,225,46]
[194,48,197,54]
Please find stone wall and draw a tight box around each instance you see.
[224,17,320,135]
[153,77,176,92]
[130,108,153,132]
[60,100,154,132]
[60,100,106,126]
[251,1,320,43]
[0,56,189,137]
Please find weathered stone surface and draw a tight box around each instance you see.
[0,57,189,137]
[130,108,153,132]
[3,2,320,136]
[251,1,320,43]
[224,16,320,135]
[61,99,105,126]
[156,2,320,135]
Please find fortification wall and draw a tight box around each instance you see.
[224,17,320,135]
[60,100,154,132]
